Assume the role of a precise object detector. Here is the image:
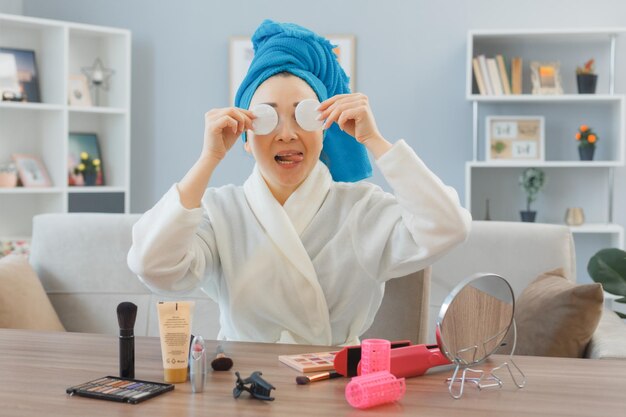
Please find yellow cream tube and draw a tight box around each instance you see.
[156,301,195,383]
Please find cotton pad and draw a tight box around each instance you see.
[295,99,324,131]
[251,104,278,135]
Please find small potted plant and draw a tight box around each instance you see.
[576,59,597,94]
[73,151,101,186]
[519,167,545,222]
[575,124,598,161]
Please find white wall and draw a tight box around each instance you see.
[15,0,626,279]
[0,0,22,14]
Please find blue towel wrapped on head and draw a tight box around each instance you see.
[235,19,372,183]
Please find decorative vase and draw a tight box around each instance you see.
[578,146,595,161]
[577,73,597,94]
[83,172,97,186]
[520,210,536,223]
[565,207,585,226]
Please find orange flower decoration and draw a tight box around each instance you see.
[580,125,589,132]
[588,134,597,143]
[575,132,581,140]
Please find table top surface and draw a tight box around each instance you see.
[1,329,625,416]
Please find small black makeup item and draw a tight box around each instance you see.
[116,301,138,379]
[66,376,174,404]
[233,371,275,401]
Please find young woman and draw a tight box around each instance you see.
[128,20,471,346]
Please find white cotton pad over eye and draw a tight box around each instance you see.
[295,99,324,131]
[251,104,278,135]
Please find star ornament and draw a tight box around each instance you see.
[81,58,114,91]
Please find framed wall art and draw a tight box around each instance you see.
[68,132,104,186]
[229,34,356,104]
[0,47,41,102]
[486,116,545,162]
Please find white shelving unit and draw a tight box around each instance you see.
[466,28,625,284]
[0,13,131,239]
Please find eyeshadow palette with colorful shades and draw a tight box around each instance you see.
[278,350,339,373]
[66,376,174,404]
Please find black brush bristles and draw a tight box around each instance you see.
[117,302,138,331]
[211,345,234,371]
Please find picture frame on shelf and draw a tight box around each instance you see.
[530,61,563,95]
[68,132,104,186]
[0,53,21,101]
[12,154,51,187]
[0,47,41,102]
[228,34,356,104]
[486,116,545,162]
[68,74,92,107]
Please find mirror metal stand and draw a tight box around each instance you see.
[446,319,526,399]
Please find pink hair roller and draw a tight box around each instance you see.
[360,339,391,375]
[345,371,406,409]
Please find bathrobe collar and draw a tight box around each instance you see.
[243,161,333,344]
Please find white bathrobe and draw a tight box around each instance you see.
[128,140,471,346]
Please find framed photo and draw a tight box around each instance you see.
[12,154,51,187]
[530,61,563,95]
[0,52,21,101]
[229,34,356,104]
[68,132,104,186]
[0,47,41,102]
[486,116,545,162]
[68,74,92,107]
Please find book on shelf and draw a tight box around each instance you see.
[472,57,487,95]
[496,55,512,95]
[511,57,523,94]
[477,55,494,95]
[486,58,503,95]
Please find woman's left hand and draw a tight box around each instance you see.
[317,93,383,145]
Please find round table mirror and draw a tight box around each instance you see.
[436,273,524,398]
[437,273,514,365]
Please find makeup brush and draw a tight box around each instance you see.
[295,371,342,385]
[211,345,234,371]
[116,301,138,379]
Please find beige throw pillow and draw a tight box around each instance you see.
[0,254,65,331]
[513,268,602,358]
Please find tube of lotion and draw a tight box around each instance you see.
[157,301,195,383]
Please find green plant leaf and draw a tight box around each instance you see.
[587,248,626,297]
[617,312,626,319]
[615,297,626,304]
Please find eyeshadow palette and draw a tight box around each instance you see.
[66,376,174,404]
[278,350,339,373]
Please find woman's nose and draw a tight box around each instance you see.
[274,117,298,141]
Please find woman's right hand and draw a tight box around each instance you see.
[202,107,256,161]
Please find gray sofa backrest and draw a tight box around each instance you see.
[30,213,221,338]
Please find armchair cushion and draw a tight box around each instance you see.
[586,309,626,359]
[514,268,602,358]
[0,255,65,331]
